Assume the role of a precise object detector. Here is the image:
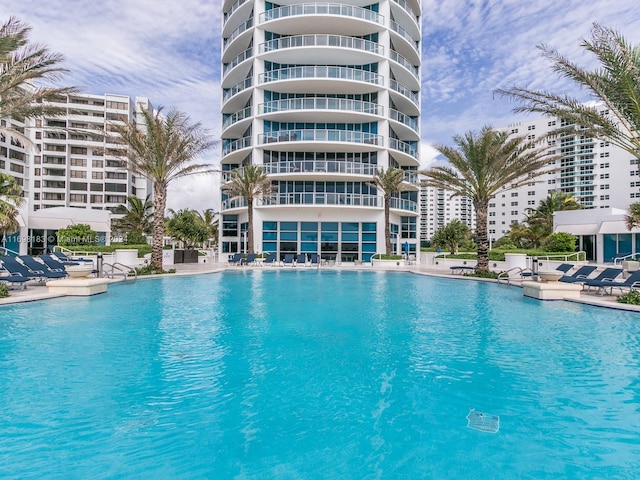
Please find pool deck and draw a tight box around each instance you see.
[1,261,639,313]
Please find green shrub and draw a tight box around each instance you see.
[123,231,148,245]
[465,270,500,279]
[57,224,99,246]
[64,243,152,258]
[0,283,8,298]
[377,254,403,260]
[542,232,577,252]
[617,289,640,305]
[135,264,176,276]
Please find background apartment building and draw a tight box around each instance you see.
[419,181,475,245]
[220,0,421,261]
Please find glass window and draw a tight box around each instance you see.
[281,221,298,231]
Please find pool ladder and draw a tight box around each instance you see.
[497,267,534,286]
[101,262,138,281]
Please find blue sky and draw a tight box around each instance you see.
[2,0,640,210]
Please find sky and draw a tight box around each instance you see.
[2,0,640,211]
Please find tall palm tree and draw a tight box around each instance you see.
[223,165,271,254]
[112,195,153,238]
[496,24,640,160]
[0,16,75,125]
[196,208,218,246]
[373,167,406,255]
[525,190,583,235]
[419,126,553,272]
[0,173,24,235]
[112,108,216,270]
[625,202,640,230]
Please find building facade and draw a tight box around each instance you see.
[220,0,421,261]
[419,184,475,244]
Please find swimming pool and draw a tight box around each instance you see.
[1,270,639,478]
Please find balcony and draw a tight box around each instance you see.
[389,197,418,212]
[222,106,253,132]
[389,108,418,134]
[259,65,383,92]
[389,50,419,81]
[390,79,419,108]
[391,0,419,26]
[223,17,253,49]
[259,97,382,118]
[390,19,419,52]
[262,160,378,176]
[222,77,253,103]
[259,34,384,64]
[223,0,250,26]
[223,47,253,78]
[222,136,252,157]
[258,192,382,208]
[389,138,418,160]
[258,129,383,147]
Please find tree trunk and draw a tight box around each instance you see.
[384,194,391,255]
[475,201,489,272]
[247,194,254,254]
[151,183,167,271]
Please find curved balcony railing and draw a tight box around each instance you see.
[390,79,419,106]
[259,65,383,86]
[222,106,252,130]
[223,77,253,103]
[403,171,418,183]
[259,129,383,146]
[223,47,252,77]
[263,160,378,175]
[260,3,384,24]
[389,108,418,132]
[259,97,382,116]
[389,197,418,212]
[390,50,419,78]
[259,192,382,208]
[223,0,250,25]
[223,17,253,48]
[389,138,418,159]
[222,136,252,156]
[390,19,419,50]
[259,34,384,56]
[391,0,419,24]
[222,196,249,210]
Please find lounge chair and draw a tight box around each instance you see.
[586,269,640,295]
[241,253,257,266]
[18,255,67,279]
[309,254,319,266]
[263,253,277,266]
[38,254,70,272]
[51,251,81,265]
[0,270,30,289]
[283,254,294,266]
[296,253,306,266]
[558,265,598,283]
[576,267,622,289]
[1,256,50,281]
[228,253,242,266]
[555,263,574,274]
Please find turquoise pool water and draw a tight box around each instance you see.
[1,270,639,478]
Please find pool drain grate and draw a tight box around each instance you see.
[466,408,500,433]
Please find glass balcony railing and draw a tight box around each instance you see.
[389,197,418,212]
[389,138,418,159]
[222,106,252,130]
[222,196,249,210]
[390,79,419,106]
[259,97,382,116]
[259,129,383,146]
[391,0,419,24]
[262,160,378,175]
[223,17,253,48]
[258,192,382,208]
[402,171,418,183]
[259,34,384,56]
[259,65,383,85]
[223,77,253,103]
[390,19,419,50]
[223,47,253,77]
[260,3,384,24]
[389,50,419,79]
[222,136,252,156]
[223,0,250,25]
[389,108,418,131]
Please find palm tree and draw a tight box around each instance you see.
[222,165,271,254]
[625,202,640,230]
[496,24,640,160]
[525,190,583,235]
[196,208,218,246]
[112,108,216,270]
[0,173,24,235]
[373,167,406,255]
[0,16,75,125]
[112,195,153,240]
[419,126,553,272]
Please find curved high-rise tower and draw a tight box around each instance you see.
[221,0,421,262]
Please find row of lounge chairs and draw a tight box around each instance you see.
[228,253,320,267]
[0,253,91,288]
[553,263,640,295]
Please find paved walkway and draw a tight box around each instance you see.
[1,261,639,312]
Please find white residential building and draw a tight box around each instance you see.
[419,184,475,243]
[220,0,421,261]
[489,110,638,255]
[0,93,154,254]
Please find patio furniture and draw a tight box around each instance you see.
[557,265,598,283]
[17,256,67,279]
[585,269,640,295]
[296,254,306,266]
[283,254,294,266]
[228,253,242,266]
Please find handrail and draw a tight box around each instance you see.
[613,252,640,265]
[0,246,21,257]
[497,266,533,285]
[101,261,137,281]
[536,251,586,263]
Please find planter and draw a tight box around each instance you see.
[114,249,138,266]
[65,265,95,278]
[538,270,563,282]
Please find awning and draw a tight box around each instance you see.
[598,220,636,234]
[554,223,598,236]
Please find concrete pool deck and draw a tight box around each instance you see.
[1,261,639,313]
